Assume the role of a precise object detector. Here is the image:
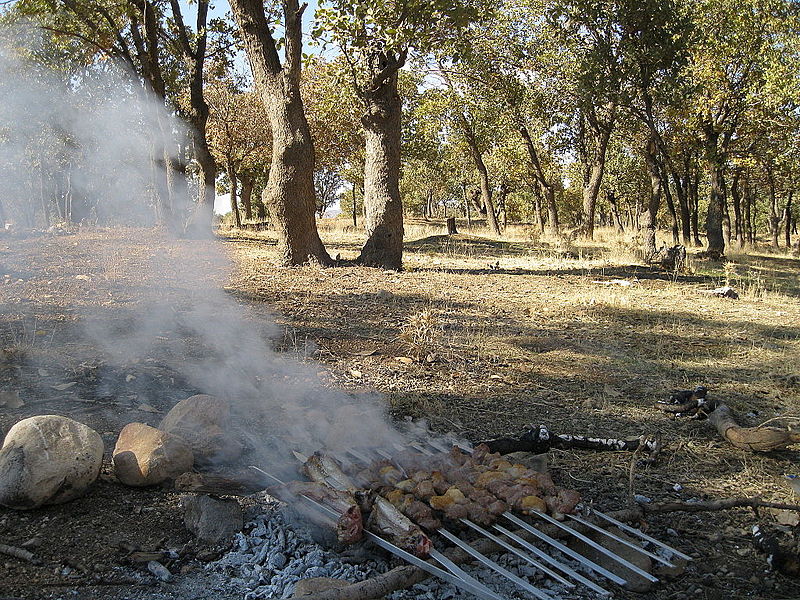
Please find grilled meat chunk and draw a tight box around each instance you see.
[367,496,432,557]
[272,481,363,544]
[303,452,357,491]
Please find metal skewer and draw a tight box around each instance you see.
[503,512,627,586]
[530,511,658,583]
[437,527,554,600]
[565,513,675,567]
[250,466,505,600]
[459,519,575,588]
[591,509,693,562]
[492,524,611,597]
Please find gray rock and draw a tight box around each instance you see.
[182,494,243,545]
[148,560,172,582]
[269,553,287,570]
[159,394,242,466]
[0,415,103,509]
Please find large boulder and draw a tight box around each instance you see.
[0,415,104,509]
[159,394,242,466]
[113,422,193,487]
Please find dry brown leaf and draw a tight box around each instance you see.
[395,357,414,365]
[773,509,800,526]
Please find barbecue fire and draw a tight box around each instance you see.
[270,442,582,560]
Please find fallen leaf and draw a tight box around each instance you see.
[0,391,24,409]
[51,382,77,391]
[489,374,504,380]
[136,404,160,413]
[603,384,623,397]
[349,370,363,379]
[774,509,800,527]
[395,357,414,365]
[75,274,91,281]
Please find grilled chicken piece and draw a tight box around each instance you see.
[272,481,363,544]
[368,496,432,557]
[303,452,357,491]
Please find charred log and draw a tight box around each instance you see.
[752,525,800,577]
[479,425,661,459]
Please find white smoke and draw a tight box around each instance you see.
[0,25,434,479]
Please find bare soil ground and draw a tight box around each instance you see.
[2,223,800,600]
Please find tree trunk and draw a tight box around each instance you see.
[240,174,254,221]
[352,185,358,228]
[462,181,472,229]
[744,180,753,246]
[496,183,509,231]
[690,162,702,246]
[532,185,545,233]
[659,160,679,245]
[169,0,216,238]
[607,191,624,233]
[579,105,614,241]
[359,55,405,270]
[722,173,731,251]
[642,137,662,260]
[518,123,558,235]
[230,0,330,265]
[703,126,726,255]
[461,115,499,235]
[767,167,782,248]
[731,171,743,249]
[785,192,793,249]
[447,217,458,235]
[672,164,692,246]
[227,161,241,228]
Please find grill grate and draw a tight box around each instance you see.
[253,440,690,600]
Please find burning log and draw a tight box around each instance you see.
[478,425,661,460]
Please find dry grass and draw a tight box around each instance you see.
[225,219,800,598]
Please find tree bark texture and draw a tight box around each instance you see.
[641,137,662,260]
[358,52,405,270]
[240,174,254,221]
[731,171,743,248]
[785,193,793,249]
[579,104,614,240]
[230,0,330,265]
[228,162,241,228]
[703,126,726,255]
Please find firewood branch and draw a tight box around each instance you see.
[641,497,800,514]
